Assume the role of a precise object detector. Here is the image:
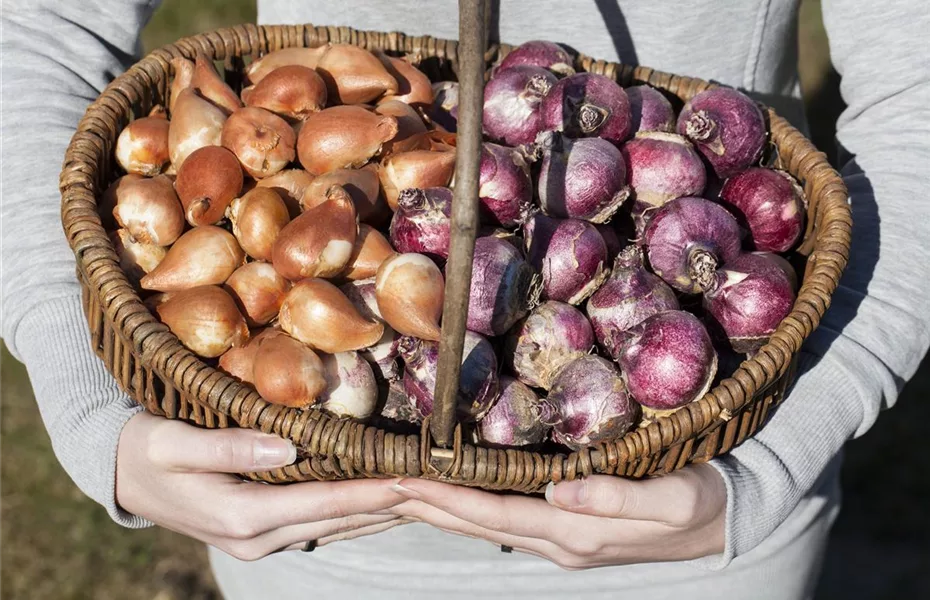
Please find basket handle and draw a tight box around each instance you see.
[430,0,489,448]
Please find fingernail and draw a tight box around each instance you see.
[390,482,421,499]
[545,480,586,508]
[253,438,297,467]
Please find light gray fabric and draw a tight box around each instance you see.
[2,0,929,596]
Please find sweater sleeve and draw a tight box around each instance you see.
[0,0,161,527]
[700,0,930,567]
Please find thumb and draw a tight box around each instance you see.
[146,418,297,473]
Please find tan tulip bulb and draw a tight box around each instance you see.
[312,43,398,104]
[377,53,434,108]
[116,116,171,176]
[245,46,329,84]
[379,150,457,211]
[169,57,195,114]
[241,65,327,120]
[174,146,244,226]
[227,187,291,261]
[221,107,296,179]
[272,185,358,280]
[168,88,227,168]
[298,166,385,222]
[140,226,245,292]
[254,169,315,217]
[225,262,291,326]
[296,105,398,175]
[375,253,445,340]
[319,352,378,420]
[143,292,174,313]
[278,279,385,353]
[218,328,284,383]
[110,229,166,282]
[101,174,143,230]
[341,225,395,281]
[252,332,327,408]
[375,100,428,156]
[191,53,242,115]
[155,285,249,358]
[111,174,185,246]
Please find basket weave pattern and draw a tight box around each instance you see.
[61,24,851,493]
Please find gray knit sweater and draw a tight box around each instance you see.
[3,0,929,596]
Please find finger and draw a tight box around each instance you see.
[544,469,716,525]
[274,517,410,552]
[397,499,563,559]
[239,478,408,532]
[146,420,296,473]
[317,516,415,547]
[390,478,562,540]
[217,515,397,561]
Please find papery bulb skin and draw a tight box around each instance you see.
[255,169,315,217]
[478,143,534,227]
[536,131,630,224]
[319,352,379,420]
[110,229,166,283]
[466,236,538,337]
[643,196,742,294]
[483,65,557,146]
[617,310,717,417]
[116,116,171,176]
[379,151,456,212]
[271,185,358,280]
[621,132,706,227]
[377,53,435,109]
[224,262,290,326]
[245,47,329,84]
[191,53,242,115]
[677,87,767,179]
[168,88,227,169]
[277,278,385,353]
[389,187,453,262]
[221,106,296,179]
[545,355,637,450]
[398,332,499,422]
[626,85,675,134]
[227,187,291,262]
[241,65,327,120]
[524,213,609,305]
[297,105,398,175]
[375,100,429,156]
[540,72,632,145]
[111,174,185,246]
[374,252,445,341]
[505,301,595,390]
[497,41,574,77]
[703,252,796,353]
[140,226,245,292]
[586,246,680,361]
[175,145,244,226]
[155,285,249,358]
[719,168,805,252]
[252,332,327,408]
[477,376,550,447]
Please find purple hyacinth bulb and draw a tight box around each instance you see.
[477,376,550,447]
[719,168,805,253]
[524,213,609,305]
[626,85,675,133]
[540,72,632,145]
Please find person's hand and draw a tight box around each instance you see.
[116,412,409,561]
[388,463,726,570]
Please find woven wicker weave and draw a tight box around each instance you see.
[60,23,851,493]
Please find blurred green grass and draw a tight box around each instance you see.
[1,1,926,598]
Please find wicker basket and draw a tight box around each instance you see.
[60,22,851,494]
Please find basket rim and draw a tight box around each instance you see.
[59,22,851,486]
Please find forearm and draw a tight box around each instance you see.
[703,0,930,565]
[1,0,160,525]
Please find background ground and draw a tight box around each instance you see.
[2,1,928,598]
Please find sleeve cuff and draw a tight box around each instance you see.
[15,294,153,529]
